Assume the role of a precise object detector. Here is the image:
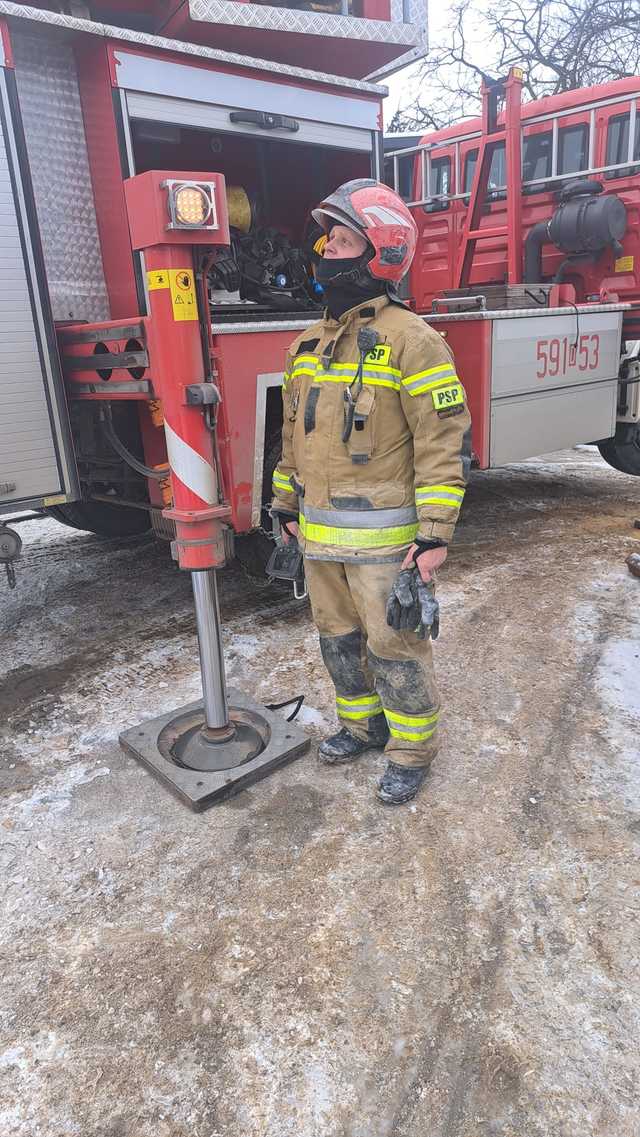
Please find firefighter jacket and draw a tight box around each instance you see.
[271,293,471,561]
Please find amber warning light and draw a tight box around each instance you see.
[164,179,219,230]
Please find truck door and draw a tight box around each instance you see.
[0,60,78,515]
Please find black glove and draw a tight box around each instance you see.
[270,508,298,539]
[386,567,440,640]
[415,576,440,640]
[210,251,241,294]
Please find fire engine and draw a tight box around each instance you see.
[0,0,425,803]
[385,68,640,476]
[1,3,638,804]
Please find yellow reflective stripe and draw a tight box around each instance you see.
[291,366,318,377]
[384,707,439,741]
[416,484,465,498]
[404,363,455,384]
[369,364,401,377]
[415,485,465,510]
[405,376,461,396]
[299,514,417,548]
[363,369,401,389]
[272,469,293,492]
[385,709,439,727]
[337,692,382,720]
[407,377,461,397]
[293,354,319,366]
[388,725,438,741]
[402,363,460,397]
[338,698,382,717]
[313,372,400,391]
[417,498,461,509]
[282,370,290,389]
[315,361,401,378]
[363,376,401,390]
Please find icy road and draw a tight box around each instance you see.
[1,449,639,1137]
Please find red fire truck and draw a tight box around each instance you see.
[0,0,424,576]
[1,11,639,574]
[385,68,640,477]
[1,6,638,803]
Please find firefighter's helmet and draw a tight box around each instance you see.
[312,179,417,284]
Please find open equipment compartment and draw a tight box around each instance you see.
[2,18,385,547]
[118,46,382,320]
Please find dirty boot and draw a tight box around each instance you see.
[319,713,389,765]
[376,761,428,805]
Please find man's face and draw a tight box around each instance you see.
[323,223,369,260]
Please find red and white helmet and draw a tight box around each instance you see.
[312,178,417,284]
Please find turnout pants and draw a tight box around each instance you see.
[305,558,440,769]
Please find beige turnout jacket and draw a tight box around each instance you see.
[272,294,471,561]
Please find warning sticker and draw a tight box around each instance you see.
[614,255,634,273]
[168,268,198,322]
[364,344,392,366]
[431,383,464,411]
[146,268,198,320]
[147,269,170,291]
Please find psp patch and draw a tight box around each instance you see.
[364,344,392,366]
[432,382,464,411]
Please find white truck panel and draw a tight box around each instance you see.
[490,380,618,466]
[489,309,623,466]
[0,69,77,512]
[491,310,623,397]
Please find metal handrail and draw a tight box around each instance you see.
[386,89,640,207]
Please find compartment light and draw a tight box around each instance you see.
[175,185,210,226]
[164,180,218,231]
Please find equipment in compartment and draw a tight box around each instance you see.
[206,186,326,313]
[209,225,322,312]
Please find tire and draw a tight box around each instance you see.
[235,426,282,578]
[44,500,151,538]
[234,529,275,579]
[597,423,640,476]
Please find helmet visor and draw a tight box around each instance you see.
[311,204,367,241]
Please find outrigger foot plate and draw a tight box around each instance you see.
[120,688,310,811]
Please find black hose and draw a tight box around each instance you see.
[552,251,596,285]
[524,220,551,283]
[265,695,305,722]
[101,405,170,481]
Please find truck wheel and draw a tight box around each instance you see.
[597,423,640,476]
[234,427,281,578]
[44,500,151,538]
[235,529,274,579]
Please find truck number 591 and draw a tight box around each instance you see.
[536,334,600,378]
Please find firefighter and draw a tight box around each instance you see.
[271,179,471,804]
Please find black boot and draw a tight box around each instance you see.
[319,713,389,765]
[377,761,428,804]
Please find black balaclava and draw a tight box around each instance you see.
[315,252,386,320]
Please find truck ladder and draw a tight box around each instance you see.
[455,67,524,289]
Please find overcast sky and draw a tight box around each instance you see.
[383,3,451,128]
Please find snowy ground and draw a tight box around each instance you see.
[1,448,640,1137]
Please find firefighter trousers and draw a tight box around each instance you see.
[304,558,440,769]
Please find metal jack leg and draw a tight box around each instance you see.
[116,194,309,809]
[119,567,310,811]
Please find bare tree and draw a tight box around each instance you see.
[388,0,640,132]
